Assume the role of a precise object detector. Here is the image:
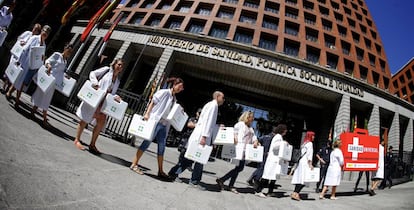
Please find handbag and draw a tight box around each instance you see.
[55,76,76,97]
[77,80,106,109]
[245,144,264,162]
[101,94,128,121]
[127,114,158,141]
[33,66,56,93]
[214,127,235,145]
[5,62,23,84]
[184,140,213,164]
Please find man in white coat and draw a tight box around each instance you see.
[188,91,225,189]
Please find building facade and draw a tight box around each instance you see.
[67,0,413,179]
[392,58,414,104]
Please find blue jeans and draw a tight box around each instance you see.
[138,123,167,155]
[190,162,204,184]
[219,159,246,187]
[168,150,193,177]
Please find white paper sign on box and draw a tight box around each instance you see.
[221,144,244,160]
[33,66,56,93]
[0,30,7,47]
[10,42,24,58]
[77,80,106,109]
[101,94,128,121]
[214,127,235,145]
[5,62,23,84]
[28,46,45,69]
[127,114,158,141]
[55,76,76,97]
[304,167,320,182]
[166,103,188,131]
[278,142,293,161]
[184,140,213,164]
[245,144,264,162]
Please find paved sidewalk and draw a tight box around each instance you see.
[0,87,413,210]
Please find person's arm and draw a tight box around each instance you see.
[89,66,109,89]
[199,103,218,146]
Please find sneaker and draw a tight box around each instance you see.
[216,179,225,190]
[189,182,206,191]
[174,177,183,183]
[255,192,266,198]
[230,188,239,194]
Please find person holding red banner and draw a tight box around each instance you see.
[291,131,315,201]
[368,140,385,196]
[319,140,344,200]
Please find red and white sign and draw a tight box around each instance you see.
[340,129,379,171]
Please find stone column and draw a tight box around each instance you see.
[403,119,413,152]
[334,94,350,139]
[368,104,380,136]
[388,111,400,149]
[144,48,175,94]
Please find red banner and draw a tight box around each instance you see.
[340,129,379,171]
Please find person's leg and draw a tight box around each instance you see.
[191,162,203,184]
[169,150,186,177]
[267,180,276,195]
[330,186,337,199]
[365,171,370,191]
[74,120,87,150]
[6,85,15,99]
[89,114,106,153]
[354,171,363,191]
[155,124,167,175]
[228,160,245,188]
[320,185,328,199]
[31,105,38,117]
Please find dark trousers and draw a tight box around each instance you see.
[379,169,393,188]
[219,160,246,188]
[255,179,276,194]
[294,184,305,193]
[250,154,267,182]
[168,150,194,178]
[316,163,329,190]
[354,171,370,190]
[190,162,204,184]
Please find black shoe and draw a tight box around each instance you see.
[158,172,170,179]
[315,188,320,193]
[216,178,225,190]
[247,179,254,186]
[368,189,376,196]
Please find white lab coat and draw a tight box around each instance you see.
[372,144,384,179]
[188,100,218,146]
[262,134,289,180]
[324,148,344,186]
[13,35,44,90]
[291,141,314,185]
[31,52,66,110]
[76,66,120,123]
[0,6,12,29]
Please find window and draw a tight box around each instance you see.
[120,13,129,23]
[285,6,299,19]
[284,21,299,36]
[304,12,316,25]
[351,2,358,10]
[334,12,343,22]
[259,33,277,51]
[364,37,371,50]
[406,70,412,80]
[358,0,364,6]
[331,1,340,10]
[244,0,259,9]
[370,30,377,40]
[157,0,173,10]
[165,16,183,29]
[359,65,368,81]
[352,31,360,43]
[303,0,314,10]
[324,34,336,49]
[372,71,380,87]
[347,18,355,28]
[131,13,145,25]
[356,47,364,61]
[341,40,351,55]
[196,3,213,16]
[360,24,367,34]
[337,24,347,37]
[265,1,280,14]
[305,27,318,42]
[286,0,297,5]
[145,14,163,26]
[318,0,326,4]
[209,23,229,39]
[306,46,320,64]
[234,27,254,44]
[322,19,332,31]
[217,7,235,19]
[401,87,407,97]
[326,53,338,69]
[262,15,278,30]
[186,19,205,34]
[319,5,329,17]
[284,39,300,57]
[341,0,347,4]
[126,0,139,7]
[141,0,155,9]
[175,1,193,13]
[355,13,362,21]
[369,53,376,66]
[362,8,368,15]
[239,10,257,24]
[223,0,238,4]
[344,59,354,75]
[379,59,386,72]
[393,81,398,89]
[375,44,382,55]
[343,6,351,15]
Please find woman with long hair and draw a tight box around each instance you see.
[320,140,344,200]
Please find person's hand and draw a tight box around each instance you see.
[253,141,258,148]
[320,159,326,164]
[92,84,99,90]
[199,136,207,146]
[143,113,150,121]
[64,74,70,79]
[46,67,51,76]
[309,164,314,170]
[20,40,26,46]
[114,95,121,103]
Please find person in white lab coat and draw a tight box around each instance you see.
[291,131,315,201]
[254,124,289,198]
[6,25,51,108]
[74,58,124,153]
[188,91,225,189]
[368,140,385,196]
[31,44,73,127]
[319,140,344,200]
[0,0,14,30]
[216,111,258,194]
[2,23,41,92]
[129,78,184,178]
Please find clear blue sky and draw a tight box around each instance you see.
[365,0,414,74]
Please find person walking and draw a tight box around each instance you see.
[168,109,201,182]
[6,25,51,108]
[379,145,395,189]
[254,124,289,198]
[216,111,258,194]
[319,140,344,200]
[30,44,73,127]
[369,140,385,195]
[0,0,14,31]
[315,140,332,193]
[291,131,315,201]
[188,91,224,190]
[353,171,370,192]
[129,78,184,178]
[73,58,124,153]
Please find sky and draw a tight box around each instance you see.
[365,0,414,74]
